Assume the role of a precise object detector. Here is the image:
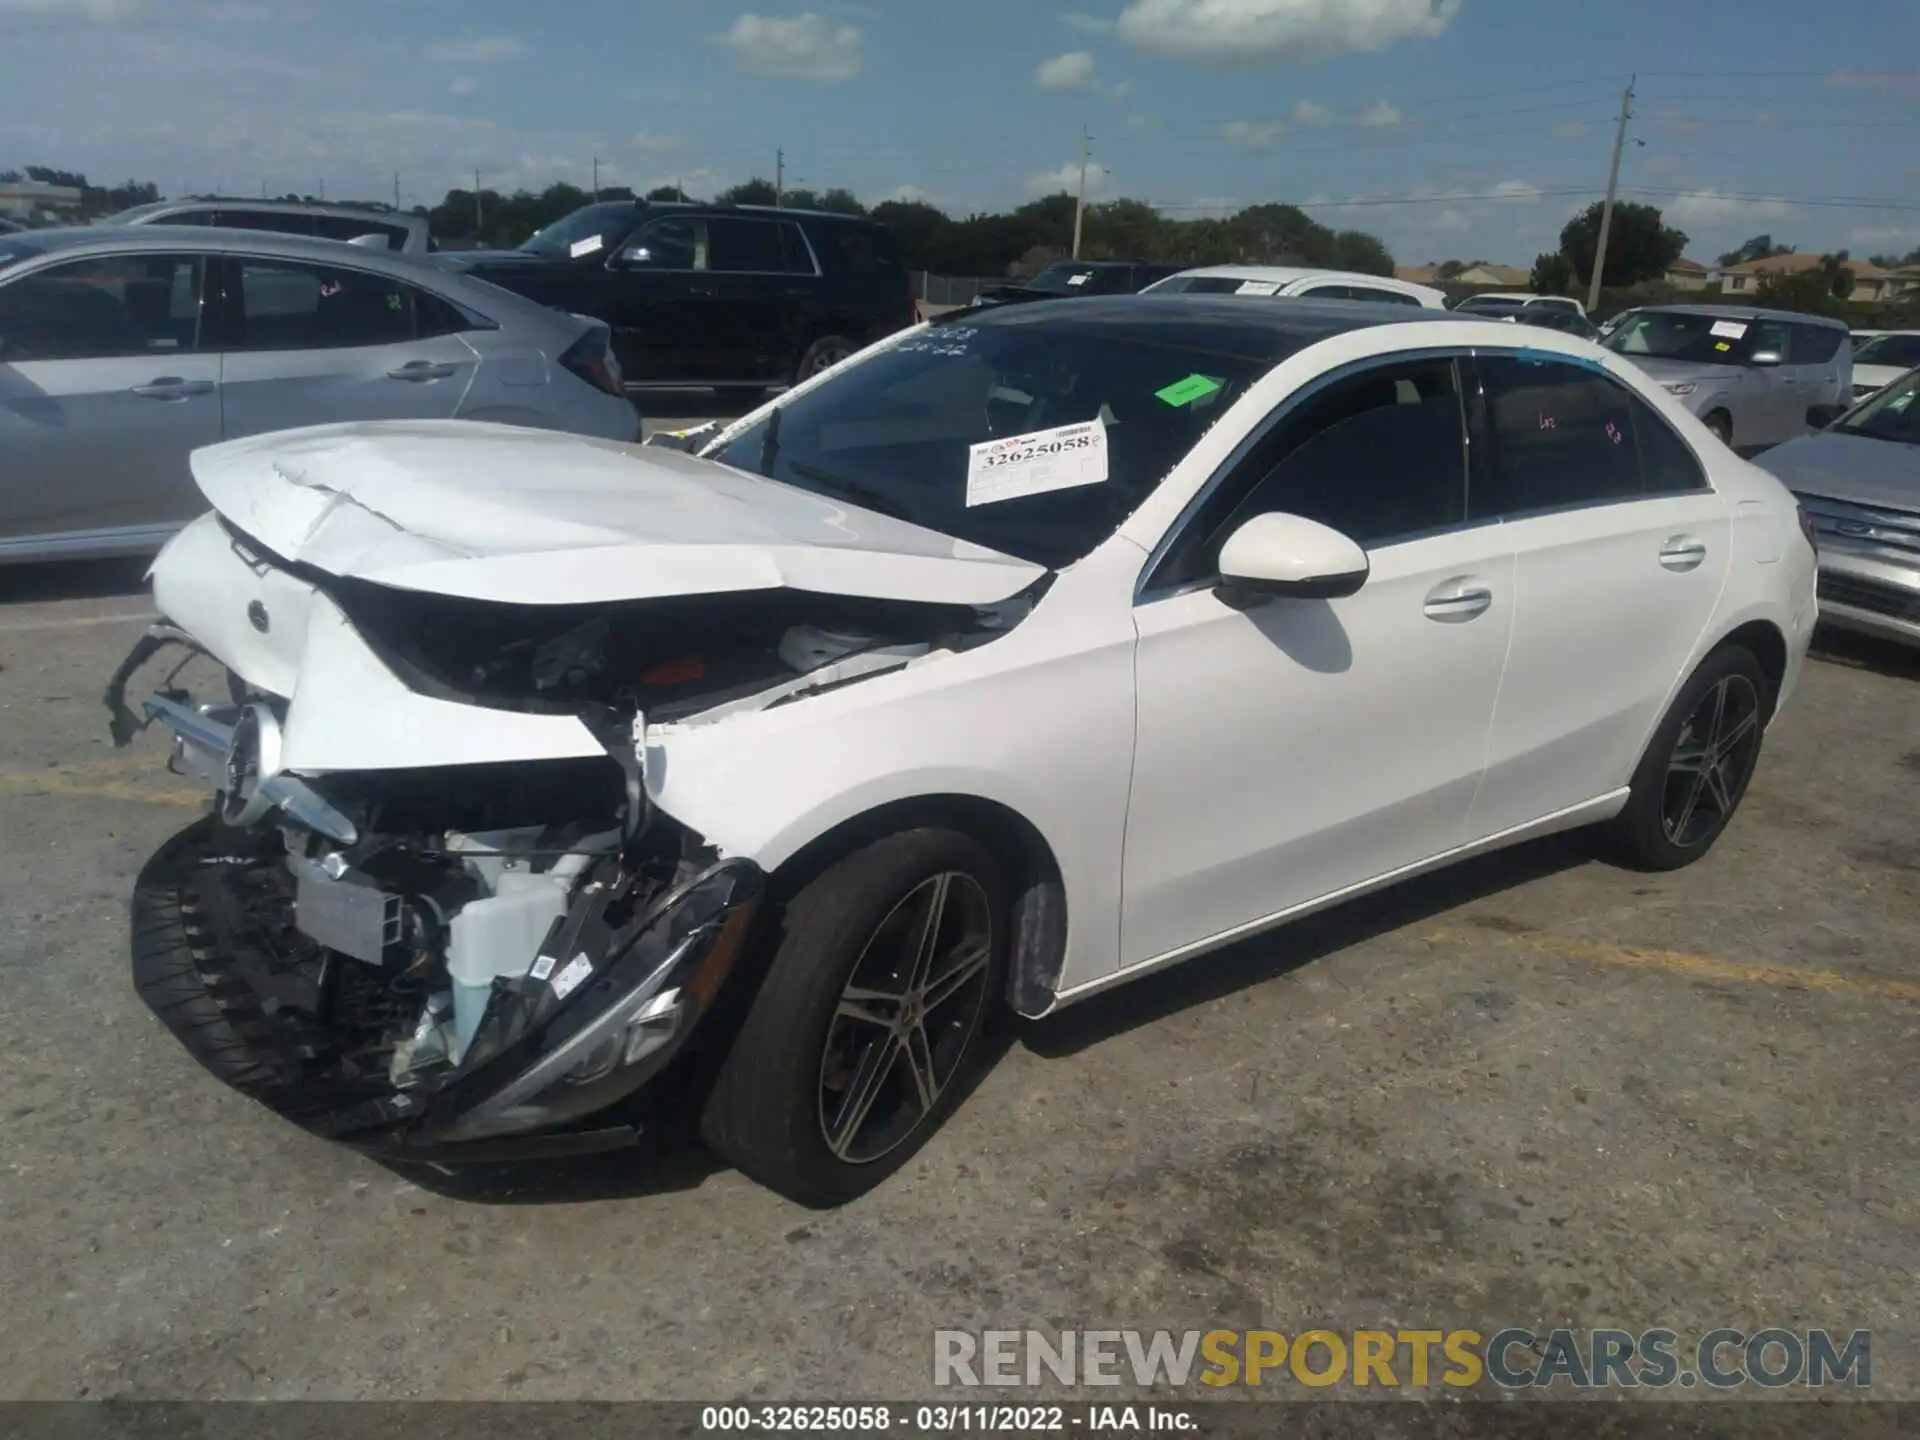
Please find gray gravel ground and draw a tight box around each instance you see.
[0,535,1914,1405]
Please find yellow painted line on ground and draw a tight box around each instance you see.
[1426,925,1920,1005]
[0,763,205,809]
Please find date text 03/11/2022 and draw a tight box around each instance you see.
[698,1404,1195,1432]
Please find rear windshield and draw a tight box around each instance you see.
[708,313,1279,570]
[1854,333,1920,371]
[520,202,639,259]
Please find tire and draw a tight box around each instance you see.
[700,827,1007,1206]
[1606,644,1772,871]
[794,334,856,384]
[1702,409,1733,446]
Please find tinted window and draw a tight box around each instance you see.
[626,217,702,269]
[1305,284,1421,307]
[415,289,477,338]
[1171,276,1252,295]
[777,222,817,275]
[1469,356,1643,517]
[1608,310,1775,366]
[231,259,421,349]
[0,253,204,361]
[159,209,215,226]
[1786,322,1845,364]
[1155,359,1468,590]
[1836,371,1920,443]
[709,317,1275,570]
[310,214,411,248]
[1634,400,1709,494]
[708,217,787,273]
[812,222,902,278]
[1854,333,1920,369]
[218,209,318,237]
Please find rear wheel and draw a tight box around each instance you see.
[701,827,1006,1206]
[794,335,856,383]
[1606,645,1771,870]
[1702,408,1733,446]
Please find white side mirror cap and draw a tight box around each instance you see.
[1217,511,1370,601]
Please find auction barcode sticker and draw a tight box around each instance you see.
[965,419,1109,507]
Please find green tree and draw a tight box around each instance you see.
[1716,234,1794,267]
[1330,229,1394,276]
[868,198,949,268]
[645,185,690,202]
[1530,251,1574,295]
[715,177,779,206]
[1818,251,1854,299]
[1559,201,1687,288]
[815,187,866,215]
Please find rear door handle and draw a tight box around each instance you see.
[1659,535,1709,571]
[386,360,457,381]
[131,376,213,400]
[1423,577,1494,622]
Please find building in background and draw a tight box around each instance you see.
[0,181,83,224]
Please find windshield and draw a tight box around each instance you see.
[1854,334,1920,370]
[707,316,1278,569]
[520,202,640,258]
[1835,370,1920,444]
[1606,310,1763,366]
[1025,263,1117,295]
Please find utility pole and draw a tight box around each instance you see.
[393,172,401,210]
[591,156,599,200]
[1071,124,1092,260]
[317,176,324,201]
[474,169,484,233]
[774,148,785,208]
[1586,75,1636,313]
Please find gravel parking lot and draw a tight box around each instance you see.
[1,510,1915,1401]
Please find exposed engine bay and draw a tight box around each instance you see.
[112,548,1042,1157]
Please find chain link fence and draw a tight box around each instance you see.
[912,272,1009,308]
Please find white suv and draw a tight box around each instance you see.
[1141,264,1447,308]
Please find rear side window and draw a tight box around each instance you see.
[1786,322,1845,364]
[311,214,412,249]
[217,209,318,237]
[0,252,204,360]
[1348,287,1421,307]
[158,209,215,226]
[777,222,817,275]
[229,258,438,349]
[708,217,788,273]
[1173,276,1252,295]
[1155,358,1469,588]
[810,222,901,278]
[1469,356,1647,517]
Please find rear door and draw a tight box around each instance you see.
[1466,352,1732,837]
[1783,320,1849,424]
[705,215,805,384]
[213,254,477,438]
[0,249,220,549]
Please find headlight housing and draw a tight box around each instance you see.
[1663,382,1698,396]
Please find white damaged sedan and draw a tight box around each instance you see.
[110,296,1818,1205]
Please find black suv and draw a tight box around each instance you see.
[968,259,1185,310]
[435,200,916,396]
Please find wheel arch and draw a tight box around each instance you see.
[765,792,1069,1018]
[1713,617,1789,719]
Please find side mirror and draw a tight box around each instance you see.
[1806,402,1847,429]
[1749,349,1784,367]
[1216,512,1369,603]
[615,245,652,267]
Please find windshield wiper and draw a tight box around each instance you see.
[782,458,916,524]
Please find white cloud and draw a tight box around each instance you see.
[1293,99,1331,126]
[1125,112,1155,131]
[886,182,937,204]
[1851,224,1917,248]
[1357,97,1401,127]
[1116,0,1461,64]
[423,35,525,64]
[1553,120,1588,139]
[1433,208,1470,232]
[1036,49,1098,90]
[1027,160,1106,197]
[1826,69,1920,99]
[1061,9,1112,31]
[1489,179,1542,201]
[447,75,479,97]
[1221,118,1285,149]
[631,132,679,153]
[1663,188,1794,225]
[0,0,143,22]
[720,12,863,81]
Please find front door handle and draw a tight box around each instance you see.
[386,360,457,381]
[131,377,213,400]
[1423,577,1494,622]
[1659,535,1709,572]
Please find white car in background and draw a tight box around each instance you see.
[1458,291,1589,318]
[1848,331,1920,402]
[109,295,1815,1206]
[1142,264,1447,309]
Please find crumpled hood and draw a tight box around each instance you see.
[1754,430,1920,512]
[189,420,1045,606]
[1617,355,1742,390]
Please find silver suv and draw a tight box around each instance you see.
[99,200,432,253]
[1604,304,1852,452]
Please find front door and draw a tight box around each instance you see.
[602,215,712,384]
[704,215,808,384]
[214,255,476,439]
[1122,355,1515,966]
[1464,353,1733,837]
[0,250,220,549]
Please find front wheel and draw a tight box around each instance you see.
[700,827,1007,1206]
[794,334,856,383]
[1606,645,1772,870]
[1702,409,1733,446]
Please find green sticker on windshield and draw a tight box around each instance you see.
[1156,373,1223,407]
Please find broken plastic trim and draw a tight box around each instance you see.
[103,623,204,747]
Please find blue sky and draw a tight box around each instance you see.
[2,0,1917,268]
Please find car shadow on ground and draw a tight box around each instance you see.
[1020,832,1595,1059]
[1810,623,1919,682]
[0,557,152,606]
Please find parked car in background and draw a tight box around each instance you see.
[0,217,22,236]
[111,295,1813,1205]
[1141,264,1447,308]
[1511,307,1601,341]
[1848,331,1920,402]
[1455,292,1587,317]
[1850,329,1885,353]
[0,226,639,565]
[433,200,916,398]
[99,200,432,253]
[1604,305,1852,452]
[1597,307,1640,340]
[1758,367,1920,648]
[967,260,1184,310]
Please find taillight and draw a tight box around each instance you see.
[560,331,624,397]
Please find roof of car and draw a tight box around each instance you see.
[6,224,439,264]
[126,199,418,222]
[1632,302,1849,329]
